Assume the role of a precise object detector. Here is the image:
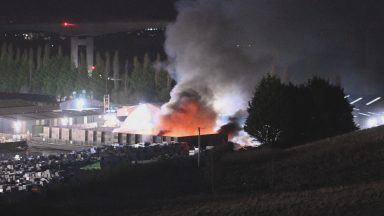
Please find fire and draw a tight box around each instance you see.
[155,93,217,137]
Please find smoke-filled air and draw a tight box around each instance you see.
[155,0,377,141]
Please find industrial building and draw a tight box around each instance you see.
[0,93,226,150]
[0,92,104,143]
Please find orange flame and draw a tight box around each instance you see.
[155,96,217,137]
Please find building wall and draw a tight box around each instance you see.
[38,126,179,146]
[87,130,95,143]
[51,127,60,140]
[128,134,135,145]
[104,131,113,144]
[32,125,43,136]
[43,127,50,138]
[0,118,28,134]
[61,128,70,141]
[72,129,86,142]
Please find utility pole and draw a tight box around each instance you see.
[198,127,201,168]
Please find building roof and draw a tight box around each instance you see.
[0,109,103,121]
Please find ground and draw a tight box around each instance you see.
[2,126,384,215]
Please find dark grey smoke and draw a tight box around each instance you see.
[163,0,384,117]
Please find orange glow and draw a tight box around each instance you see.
[155,97,217,137]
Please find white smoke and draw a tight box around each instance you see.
[164,0,271,117]
[162,0,370,145]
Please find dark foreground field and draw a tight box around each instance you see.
[3,126,384,215]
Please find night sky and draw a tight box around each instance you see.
[1,0,384,94]
[0,0,382,23]
[0,0,178,23]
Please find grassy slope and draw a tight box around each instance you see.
[139,126,384,215]
[137,181,384,216]
[3,126,384,215]
[218,125,384,193]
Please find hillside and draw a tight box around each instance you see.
[3,126,384,215]
[217,125,384,193]
[136,126,384,215]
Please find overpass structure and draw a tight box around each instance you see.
[0,21,168,72]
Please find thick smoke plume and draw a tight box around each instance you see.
[163,0,270,117]
[156,89,217,136]
[158,0,379,137]
[218,117,242,140]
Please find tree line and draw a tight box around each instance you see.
[245,74,357,148]
[0,42,172,104]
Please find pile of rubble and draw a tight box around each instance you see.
[0,151,98,194]
[0,142,192,194]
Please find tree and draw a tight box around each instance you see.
[127,55,158,103]
[0,43,9,91]
[244,74,299,147]
[123,59,129,92]
[245,74,357,148]
[153,53,171,102]
[36,46,42,70]
[42,44,50,66]
[112,50,120,91]
[0,43,7,61]
[104,51,111,93]
[40,44,59,94]
[128,56,143,102]
[73,51,92,94]
[6,43,13,64]
[154,53,161,88]
[57,45,63,58]
[28,48,34,91]
[304,77,357,140]
[31,46,43,93]
[90,51,106,99]
[56,53,76,96]
[0,44,171,102]
[16,49,29,92]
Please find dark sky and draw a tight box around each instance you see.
[1,0,384,94]
[0,0,178,23]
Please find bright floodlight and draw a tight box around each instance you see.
[367,117,379,128]
[350,97,363,105]
[366,97,381,106]
[368,112,379,115]
[76,98,85,111]
[358,112,370,117]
